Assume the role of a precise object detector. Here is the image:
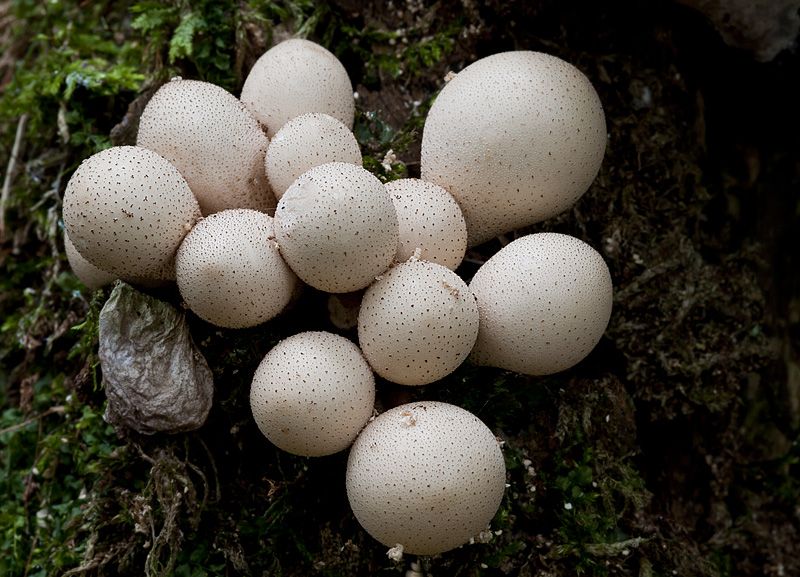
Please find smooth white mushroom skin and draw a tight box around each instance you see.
[175,209,298,329]
[421,51,607,247]
[469,232,613,375]
[266,112,362,201]
[64,229,117,291]
[346,401,506,555]
[386,178,468,271]
[358,260,479,386]
[249,331,376,457]
[241,39,355,138]
[62,146,202,282]
[274,162,399,293]
[136,78,275,216]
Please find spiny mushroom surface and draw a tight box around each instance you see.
[249,331,376,457]
[386,178,467,271]
[175,209,298,329]
[62,145,202,282]
[469,232,612,375]
[240,38,355,138]
[358,260,479,386]
[346,401,506,555]
[421,51,607,247]
[274,162,399,293]
[266,112,362,201]
[136,78,275,216]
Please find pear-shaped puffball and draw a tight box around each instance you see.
[62,146,201,282]
[250,331,376,457]
[241,39,355,137]
[386,179,467,271]
[346,401,506,555]
[175,209,298,329]
[274,162,399,293]
[421,51,607,247]
[469,232,612,375]
[266,113,362,201]
[64,229,116,291]
[136,78,275,216]
[358,260,479,386]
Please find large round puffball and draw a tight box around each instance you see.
[241,39,355,137]
[346,401,506,555]
[358,260,479,386]
[386,179,467,271]
[266,113,362,201]
[136,78,275,216]
[175,209,298,329]
[250,331,376,457]
[62,146,202,283]
[469,232,612,375]
[421,51,607,247]
[274,162,399,293]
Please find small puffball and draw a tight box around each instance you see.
[266,113,362,201]
[421,51,607,247]
[358,260,479,386]
[136,78,275,216]
[469,232,612,375]
[64,229,116,291]
[249,331,376,457]
[241,39,355,137]
[62,146,201,282]
[346,401,506,555]
[175,209,298,329]
[274,162,399,293]
[386,178,467,271]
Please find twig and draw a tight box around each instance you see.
[0,405,66,436]
[1,112,29,242]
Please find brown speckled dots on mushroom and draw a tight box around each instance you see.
[358,259,479,386]
[175,209,298,329]
[136,78,275,216]
[240,38,355,138]
[273,162,399,293]
[266,112,362,201]
[249,331,376,457]
[421,51,607,247]
[469,232,613,375]
[346,401,506,555]
[62,145,202,283]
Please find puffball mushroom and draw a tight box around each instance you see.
[175,209,298,329]
[64,229,116,291]
[249,331,376,457]
[62,145,202,282]
[421,51,607,247]
[274,162,399,293]
[136,78,275,216]
[358,260,479,386]
[240,38,356,138]
[386,178,468,271]
[469,232,613,375]
[346,401,506,555]
[266,112,362,201]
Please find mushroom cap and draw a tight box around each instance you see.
[64,228,116,291]
[175,209,298,329]
[240,39,355,138]
[386,178,468,271]
[358,260,479,386]
[62,145,202,282]
[266,112,362,201]
[421,51,607,247]
[274,162,399,293]
[249,331,376,457]
[469,232,612,375]
[136,78,275,216]
[346,401,506,555]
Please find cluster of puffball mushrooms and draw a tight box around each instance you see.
[62,38,612,557]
